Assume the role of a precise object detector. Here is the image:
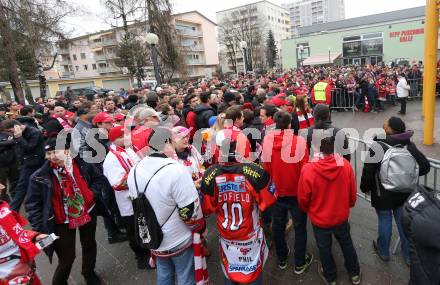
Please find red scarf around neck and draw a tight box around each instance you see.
[0,202,40,263]
[51,160,95,229]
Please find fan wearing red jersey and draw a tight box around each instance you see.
[201,138,277,285]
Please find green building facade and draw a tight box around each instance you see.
[281,6,438,69]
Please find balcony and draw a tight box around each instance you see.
[94,53,117,61]
[61,71,74,78]
[186,59,206,65]
[98,66,120,74]
[94,54,106,61]
[102,38,117,46]
[90,41,103,49]
[177,29,203,38]
[183,45,205,52]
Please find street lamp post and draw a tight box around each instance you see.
[299,45,304,67]
[240,40,248,75]
[146,32,161,87]
[328,47,331,65]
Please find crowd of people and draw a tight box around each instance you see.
[0,64,438,285]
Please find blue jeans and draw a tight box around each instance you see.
[376,208,409,261]
[156,246,195,285]
[312,221,360,282]
[224,273,263,285]
[272,197,308,265]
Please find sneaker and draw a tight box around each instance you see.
[84,271,101,285]
[372,241,390,262]
[108,231,128,244]
[278,247,291,270]
[294,252,313,275]
[278,260,288,270]
[351,272,362,285]
[318,266,336,285]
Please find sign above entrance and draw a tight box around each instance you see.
[389,28,424,42]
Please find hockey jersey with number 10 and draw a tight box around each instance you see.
[201,162,276,240]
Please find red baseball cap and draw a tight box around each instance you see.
[270,97,289,107]
[114,113,125,121]
[93,112,114,125]
[108,125,125,142]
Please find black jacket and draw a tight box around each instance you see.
[16,116,38,129]
[43,117,63,138]
[402,185,440,285]
[305,120,351,162]
[360,131,430,210]
[243,117,263,154]
[194,104,216,129]
[25,159,110,261]
[14,125,45,168]
[0,132,16,167]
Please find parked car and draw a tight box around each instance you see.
[56,87,113,99]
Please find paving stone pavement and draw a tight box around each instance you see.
[34,99,440,284]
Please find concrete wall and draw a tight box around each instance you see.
[282,18,432,69]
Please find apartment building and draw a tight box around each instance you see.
[282,0,345,37]
[56,11,219,81]
[216,1,291,73]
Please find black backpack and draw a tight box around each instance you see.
[132,162,175,250]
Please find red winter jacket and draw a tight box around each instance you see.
[185,111,197,139]
[298,154,357,228]
[262,130,309,197]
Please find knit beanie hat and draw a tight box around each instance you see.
[388,116,406,133]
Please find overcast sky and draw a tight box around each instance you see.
[63,0,426,36]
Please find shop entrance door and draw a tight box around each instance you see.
[353,58,361,65]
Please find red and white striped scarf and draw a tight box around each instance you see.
[193,232,210,285]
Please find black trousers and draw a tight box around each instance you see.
[121,215,150,260]
[312,221,360,282]
[52,215,97,285]
[0,162,19,201]
[400,97,407,114]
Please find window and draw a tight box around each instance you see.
[73,54,77,61]
[92,64,97,70]
[80,53,86,59]
[83,65,88,71]
[343,36,361,42]
[296,42,310,61]
[268,15,270,20]
[75,66,79,71]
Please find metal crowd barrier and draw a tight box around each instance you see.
[330,88,355,112]
[407,78,423,99]
[407,78,440,99]
[348,136,439,255]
